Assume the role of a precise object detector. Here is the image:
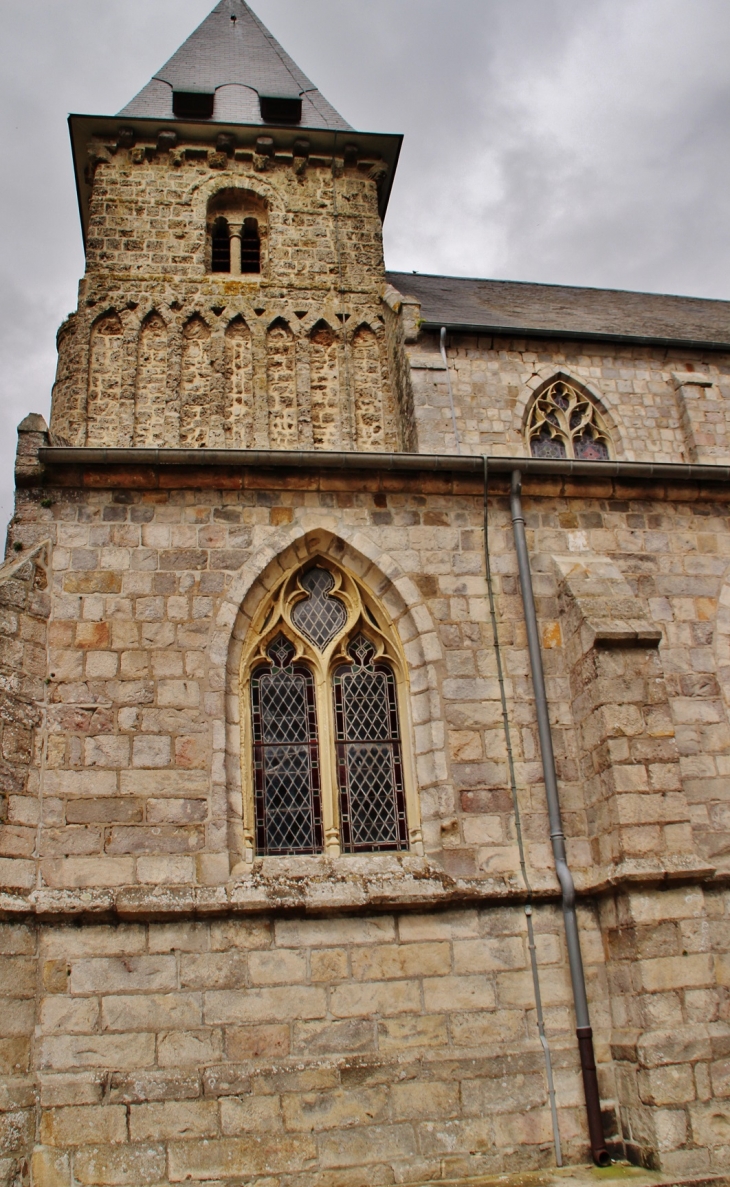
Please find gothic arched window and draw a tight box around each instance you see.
[241,561,420,859]
[526,379,613,460]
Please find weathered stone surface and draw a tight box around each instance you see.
[6,4,730,1182]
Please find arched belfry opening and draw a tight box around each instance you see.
[239,558,418,858]
[207,189,267,276]
[210,216,231,272]
[240,217,261,273]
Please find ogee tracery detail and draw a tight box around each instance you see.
[527,379,612,460]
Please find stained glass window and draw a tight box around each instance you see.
[526,380,612,460]
[291,567,347,651]
[333,635,408,853]
[250,635,323,855]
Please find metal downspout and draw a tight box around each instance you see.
[483,459,562,1166]
[509,469,610,1167]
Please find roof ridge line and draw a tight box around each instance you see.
[386,269,730,306]
[241,0,314,93]
[117,0,353,131]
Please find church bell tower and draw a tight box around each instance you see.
[52,0,407,454]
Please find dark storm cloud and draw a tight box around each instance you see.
[1,0,730,525]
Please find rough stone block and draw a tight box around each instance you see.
[70,956,177,995]
[167,1134,317,1180]
[73,1143,166,1186]
[40,1105,127,1147]
[129,1099,218,1141]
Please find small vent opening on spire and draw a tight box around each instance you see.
[173,90,215,119]
[259,94,302,124]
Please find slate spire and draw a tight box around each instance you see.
[118,0,351,131]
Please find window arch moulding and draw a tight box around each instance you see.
[525,376,614,460]
[206,187,267,276]
[239,557,421,861]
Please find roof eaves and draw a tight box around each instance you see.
[423,319,730,352]
[68,113,402,246]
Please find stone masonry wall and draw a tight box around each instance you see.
[406,329,730,464]
[5,893,730,1183]
[27,903,613,1186]
[0,537,50,896]
[5,458,730,894]
[3,432,730,1175]
[603,885,730,1175]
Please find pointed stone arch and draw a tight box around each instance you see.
[209,526,447,872]
[224,315,253,447]
[86,309,124,446]
[514,368,628,459]
[134,311,168,445]
[309,319,341,449]
[266,317,298,447]
[180,312,214,446]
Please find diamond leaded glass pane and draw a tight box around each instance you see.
[333,634,408,853]
[291,568,347,651]
[346,744,400,845]
[251,635,323,855]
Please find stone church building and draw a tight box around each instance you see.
[3,1,730,1183]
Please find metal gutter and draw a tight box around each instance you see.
[424,321,730,353]
[37,447,730,484]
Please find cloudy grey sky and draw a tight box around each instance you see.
[2,0,730,526]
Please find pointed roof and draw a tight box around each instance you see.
[118,0,351,131]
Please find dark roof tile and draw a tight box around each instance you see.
[387,271,730,348]
[119,0,351,131]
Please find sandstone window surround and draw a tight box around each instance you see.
[207,188,266,276]
[240,560,419,858]
[526,378,613,460]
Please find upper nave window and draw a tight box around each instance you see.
[526,380,613,460]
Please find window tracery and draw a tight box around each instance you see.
[526,379,612,460]
[240,561,420,858]
[291,567,347,650]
